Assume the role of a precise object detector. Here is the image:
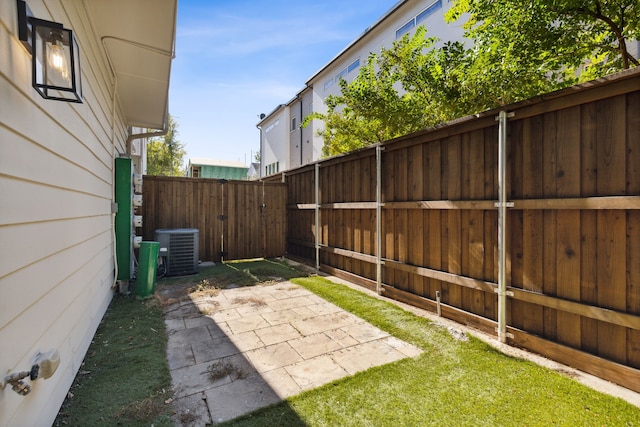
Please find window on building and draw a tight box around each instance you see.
[416,0,442,25]
[324,78,334,91]
[335,68,348,81]
[396,18,415,39]
[265,119,279,133]
[191,166,200,178]
[265,161,280,176]
[347,58,360,73]
[291,116,297,131]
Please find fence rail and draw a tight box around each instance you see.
[265,68,640,393]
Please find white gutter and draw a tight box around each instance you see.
[126,113,169,155]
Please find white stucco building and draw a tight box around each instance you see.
[256,0,465,177]
[0,1,176,424]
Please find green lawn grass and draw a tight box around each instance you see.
[55,260,640,426]
[54,295,173,426]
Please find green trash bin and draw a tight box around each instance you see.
[136,241,159,298]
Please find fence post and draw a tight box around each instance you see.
[315,163,320,271]
[376,145,385,295]
[495,111,514,343]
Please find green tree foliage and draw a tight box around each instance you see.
[445,0,640,111]
[146,114,186,176]
[449,0,640,74]
[312,0,639,156]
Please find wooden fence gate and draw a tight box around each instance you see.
[140,176,287,262]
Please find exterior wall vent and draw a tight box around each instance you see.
[154,228,199,276]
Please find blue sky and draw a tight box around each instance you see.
[170,0,399,166]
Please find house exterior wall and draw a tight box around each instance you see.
[200,165,249,180]
[287,87,317,169]
[300,89,319,164]
[288,99,302,169]
[260,106,289,176]
[247,162,260,180]
[187,159,250,180]
[0,1,130,425]
[260,0,465,171]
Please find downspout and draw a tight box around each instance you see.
[111,78,119,289]
[495,110,514,343]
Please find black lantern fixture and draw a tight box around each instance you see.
[17,0,82,103]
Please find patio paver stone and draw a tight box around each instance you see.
[165,281,422,425]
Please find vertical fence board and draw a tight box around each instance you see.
[468,133,485,316]
[344,162,354,274]
[579,100,599,353]
[484,126,498,320]
[596,96,628,364]
[446,136,462,307]
[406,145,425,295]
[383,151,395,285]
[396,147,409,291]
[541,111,559,340]
[521,115,544,334]
[460,133,472,312]
[555,106,582,347]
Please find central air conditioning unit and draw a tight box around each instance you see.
[155,228,199,276]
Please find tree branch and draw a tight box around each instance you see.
[565,2,630,69]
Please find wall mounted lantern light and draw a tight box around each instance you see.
[17,0,82,103]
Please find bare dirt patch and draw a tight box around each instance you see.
[232,296,267,307]
[207,360,249,382]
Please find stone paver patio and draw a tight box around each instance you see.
[163,281,422,425]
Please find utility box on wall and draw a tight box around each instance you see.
[114,157,135,281]
[115,157,145,283]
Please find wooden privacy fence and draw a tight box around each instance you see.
[266,68,640,392]
[140,176,287,262]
